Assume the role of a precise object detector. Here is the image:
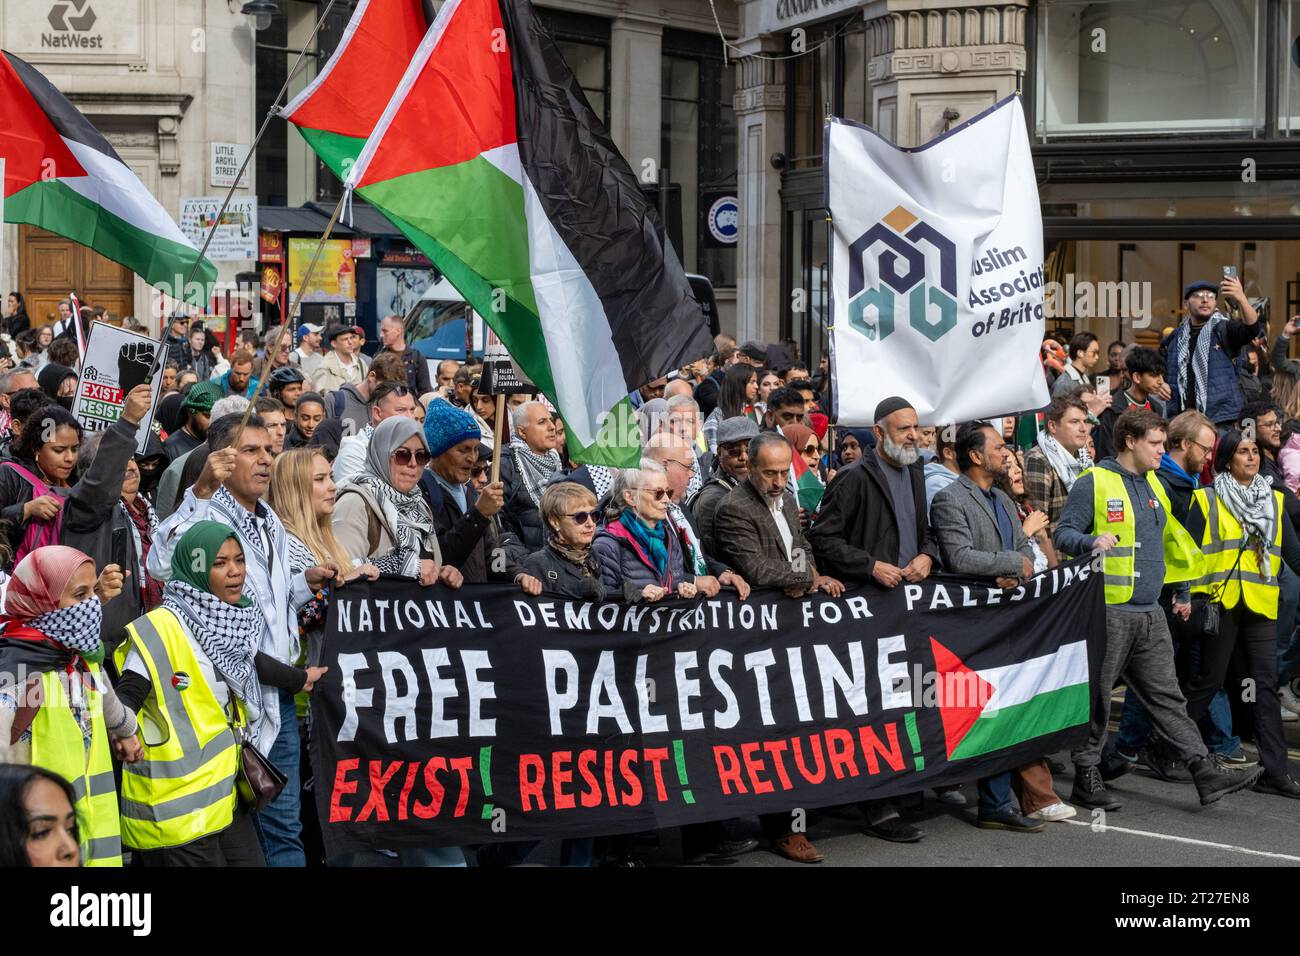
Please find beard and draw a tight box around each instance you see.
[881,433,919,466]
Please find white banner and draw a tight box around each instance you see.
[179,196,257,262]
[827,96,1050,425]
[71,321,163,455]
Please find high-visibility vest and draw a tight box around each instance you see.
[1190,487,1285,619]
[113,608,242,851]
[28,662,122,867]
[1088,467,1204,605]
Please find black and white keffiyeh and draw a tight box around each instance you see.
[162,580,264,719]
[211,485,282,583]
[509,438,563,506]
[1174,312,1227,415]
[29,596,103,658]
[1213,471,1278,583]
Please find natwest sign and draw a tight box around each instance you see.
[759,0,861,36]
[5,0,143,60]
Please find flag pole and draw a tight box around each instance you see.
[232,188,349,444]
[490,394,506,484]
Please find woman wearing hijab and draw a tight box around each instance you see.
[0,547,136,866]
[782,422,825,514]
[333,416,461,587]
[1186,430,1300,799]
[112,521,326,865]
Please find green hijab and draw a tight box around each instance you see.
[169,520,253,607]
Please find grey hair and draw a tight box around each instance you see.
[749,430,791,464]
[604,457,668,520]
[0,368,33,394]
[664,394,700,420]
[77,431,102,475]
[211,395,250,420]
[510,399,547,432]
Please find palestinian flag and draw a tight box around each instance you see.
[932,636,1090,761]
[346,0,713,466]
[790,453,824,514]
[0,52,215,302]
[280,0,431,180]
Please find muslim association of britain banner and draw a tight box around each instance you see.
[312,557,1106,854]
[827,95,1050,425]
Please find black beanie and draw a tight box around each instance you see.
[873,396,914,422]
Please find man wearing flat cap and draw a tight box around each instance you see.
[1163,276,1258,428]
[688,415,760,553]
[808,395,941,844]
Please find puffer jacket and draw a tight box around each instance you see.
[520,543,609,601]
[591,518,694,602]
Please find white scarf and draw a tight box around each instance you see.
[1037,430,1092,491]
[1212,471,1277,582]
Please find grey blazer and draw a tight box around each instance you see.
[930,474,1035,579]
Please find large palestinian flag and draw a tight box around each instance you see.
[280,0,431,180]
[345,0,713,466]
[0,52,215,302]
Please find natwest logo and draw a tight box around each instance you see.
[43,0,104,49]
[845,204,957,344]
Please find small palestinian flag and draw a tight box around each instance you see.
[790,452,824,514]
[280,0,431,180]
[931,636,1090,761]
[0,51,215,302]
[345,0,713,466]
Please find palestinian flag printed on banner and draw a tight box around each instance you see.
[931,636,1091,761]
[280,0,431,180]
[0,51,215,302]
[345,0,713,466]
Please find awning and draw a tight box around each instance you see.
[258,201,404,238]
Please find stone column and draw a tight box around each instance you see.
[608,14,664,175]
[733,38,785,346]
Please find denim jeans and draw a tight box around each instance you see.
[253,689,306,867]
[1114,688,1239,757]
[977,772,1013,815]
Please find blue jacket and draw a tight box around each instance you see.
[216,368,259,399]
[1163,316,1257,425]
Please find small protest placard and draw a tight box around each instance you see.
[71,322,163,454]
[480,328,535,396]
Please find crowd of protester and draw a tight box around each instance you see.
[0,272,1297,869]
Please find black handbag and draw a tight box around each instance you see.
[224,685,287,812]
[1201,546,1245,638]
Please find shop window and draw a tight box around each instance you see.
[1283,1,1300,133]
[1036,0,1266,137]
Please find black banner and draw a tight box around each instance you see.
[312,556,1106,854]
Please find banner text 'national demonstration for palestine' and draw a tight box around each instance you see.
[313,557,1105,853]
[828,95,1050,426]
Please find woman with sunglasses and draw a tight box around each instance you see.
[592,460,697,603]
[520,482,608,601]
[333,417,460,587]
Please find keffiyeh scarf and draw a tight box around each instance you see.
[346,474,435,579]
[162,580,264,720]
[1174,313,1226,415]
[29,596,103,662]
[667,504,708,576]
[1213,471,1278,583]
[510,438,563,506]
[1038,431,1092,492]
[122,495,163,609]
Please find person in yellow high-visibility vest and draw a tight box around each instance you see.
[1053,408,1263,810]
[1185,428,1300,799]
[113,520,327,866]
[0,546,140,867]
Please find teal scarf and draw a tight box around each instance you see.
[619,507,668,575]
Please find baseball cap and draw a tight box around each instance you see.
[298,322,324,337]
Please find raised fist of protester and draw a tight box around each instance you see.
[95,564,125,603]
[475,480,505,518]
[193,447,237,498]
[301,666,329,694]
[719,570,751,601]
[812,574,845,597]
[871,560,904,589]
[642,584,667,602]
[23,495,62,522]
[117,342,156,397]
[121,384,153,426]
[1092,533,1121,552]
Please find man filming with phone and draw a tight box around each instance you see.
[1163,270,1259,430]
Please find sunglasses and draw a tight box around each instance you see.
[471,465,489,478]
[640,488,671,501]
[392,447,432,467]
[566,510,600,525]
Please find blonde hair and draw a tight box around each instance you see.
[540,482,597,533]
[1273,369,1300,423]
[269,448,354,570]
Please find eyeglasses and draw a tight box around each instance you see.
[392,447,432,467]
[804,444,819,455]
[1190,291,1218,300]
[565,510,600,525]
[471,465,488,478]
[640,487,671,501]
[664,458,693,471]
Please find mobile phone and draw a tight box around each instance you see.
[1223,266,1238,280]
[1094,374,1111,402]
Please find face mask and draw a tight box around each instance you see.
[56,395,74,411]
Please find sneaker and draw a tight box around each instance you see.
[1137,746,1192,783]
[1213,751,1258,770]
[1190,756,1264,806]
[1281,680,1300,717]
[1282,705,1299,724]
[933,785,967,806]
[976,808,1047,832]
[1070,765,1122,810]
[1027,801,1077,822]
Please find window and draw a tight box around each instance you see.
[1036,0,1266,137]
[557,40,608,126]
[663,56,701,277]
[1283,1,1300,133]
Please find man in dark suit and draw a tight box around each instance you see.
[714,432,843,864]
[809,395,944,841]
[930,421,1054,832]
